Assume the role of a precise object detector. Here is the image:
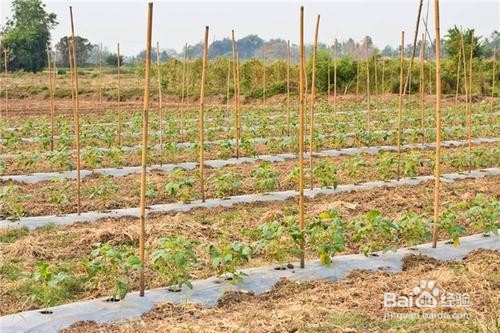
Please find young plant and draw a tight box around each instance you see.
[312,160,339,189]
[151,237,200,291]
[0,185,26,220]
[254,220,290,269]
[164,168,196,203]
[209,170,241,198]
[82,146,104,170]
[240,137,257,157]
[42,178,71,205]
[348,210,398,256]
[375,152,396,181]
[439,209,466,246]
[466,194,499,236]
[207,240,252,282]
[306,210,345,266]
[396,212,431,248]
[402,152,420,177]
[90,243,143,301]
[253,161,279,193]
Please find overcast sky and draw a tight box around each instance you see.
[1,0,499,55]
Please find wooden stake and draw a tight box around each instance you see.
[236,52,241,156]
[139,2,153,296]
[226,59,230,114]
[397,31,404,181]
[309,14,320,190]
[180,43,188,141]
[156,42,164,165]
[374,53,378,97]
[327,44,331,102]
[365,37,371,132]
[69,6,81,216]
[3,49,7,117]
[231,30,240,158]
[460,33,468,129]
[356,59,359,98]
[454,44,461,104]
[467,30,474,173]
[46,45,56,151]
[419,33,425,144]
[403,0,424,96]
[199,26,209,202]
[432,0,441,249]
[382,59,385,94]
[262,49,266,105]
[99,43,103,112]
[333,39,337,114]
[298,6,305,269]
[491,48,496,115]
[117,43,122,145]
[287,40,291,137]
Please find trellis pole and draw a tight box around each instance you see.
[117,43,122,145]
[467,30,474,173]
[231,30,240,158]
[491,48,496,115]
[432,0,442,249]
[419,33,425,144]
[156,42,164,165]
[3,49,7,117]
[46,45,56,151]
[99,43,103,112]
[460,33,468,141]
[199,26,209,202]
[226,59,230,114]
[454,45,461,105]
[180,43,188,141]
[397,32,404,181]
[139,2,153,296]
[382,59,385,94]
[236,52,241,155]
[309,14,320,190]
[287,40,291,137]
[365,37,371,132]
[298,6,305,269]
[69,6,81,216]
[262,49,266,105]
[356,58,359,98]
[327,44,331,102]
[333,39,337,114]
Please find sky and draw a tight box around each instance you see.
[1,0,499,56]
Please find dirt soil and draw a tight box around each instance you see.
[61,249,500,332]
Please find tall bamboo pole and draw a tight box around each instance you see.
[356,58,359,98]
[69,6,81,216]
[156,42,164,165]
[231,30,240,158]
[180,43,188,141]
[139,2,153,297]
[432,0,441,249]
[327,45,331,102]
[236,52,241,156]
[333,39,337,114]
[226,60,230,114]
[491,48,496,115]
[454,45,461,104]
[374,54,378,97]
[382,59,385,94]
[419,33,425,144]
[199,26,209,202]
[460,33,468,128]
[3,49,7,117]
[287,40,291,136]
[403,0,424,96]
[309,14,320,190]
[298,6,305,269]
[117,43,122,145]
[46,45,55,151]
[99,43,103,112]
[262,49,266,105]
[397,32,404,181]
[467,30,474,173]
[365,37,371,132]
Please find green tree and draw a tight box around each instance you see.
[105,53,124,67]
[0,0,57,72]
[55,36,95,67]
[444,26,484,60]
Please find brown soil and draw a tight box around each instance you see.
[61,249,500,332]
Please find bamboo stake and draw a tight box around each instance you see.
[374,53,378,97]
[454,45,461,104]
[467,30,474,173]
[231,30,240,158]
[117,43,122,145]
[382,59,385,94]
[236,52,241,157]
[432,0,441,249]
[262,49,266,105]
[419,33,425,144]
[491,48,496,115]
[226,59,230,114]
[309,14,320,190]
[333,39,337,114]
[99,43,103,112]
[365,37,371,132]
[139,2,153,297]
[180,43,188,141]
[397,32,404,181]
[298,6,305,269]
[69,6,81,216]
[327,45,331,102]
[460,33,468,153]
[3,49,7,117]
[356,59,359,98]
[287,40,291,136]
[403,0,424,96]
[46,45,56,151]
[199,26,209,202]
[156,42,164,165]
